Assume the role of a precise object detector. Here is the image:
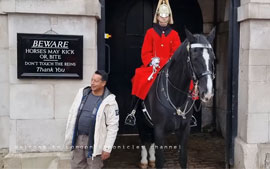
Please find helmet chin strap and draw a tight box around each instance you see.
[158,21,168,26]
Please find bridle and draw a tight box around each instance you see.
[187,43,215,82]
[160,41,215,119]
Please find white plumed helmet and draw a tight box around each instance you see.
[153,0,174,24]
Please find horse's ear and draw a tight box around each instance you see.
[185,28,195,43]
[207,27,216,43]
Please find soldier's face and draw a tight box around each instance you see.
[157,15,169,27]
[91,74,106,92]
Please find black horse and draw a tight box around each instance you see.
[136,28,216,169]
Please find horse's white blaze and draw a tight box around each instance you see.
[203,48,213,99]
[149,143,156,162]
[206,75,213,98]
[141,145,148,164]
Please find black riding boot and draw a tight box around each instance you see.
[125,95,140,126]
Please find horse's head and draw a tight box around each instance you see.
[185,28,216,102]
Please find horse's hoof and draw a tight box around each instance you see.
[139,162,148,169]
[148,161,155,168]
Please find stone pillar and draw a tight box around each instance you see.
[198,0,215,34]
[0,8,10,150]
[0,0,101,168]
[236,1,270,168]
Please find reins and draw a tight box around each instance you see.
[156,40,215,119]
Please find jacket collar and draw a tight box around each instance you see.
[153,23,172,37]
[83,86,111,100]
[103,87,111,99]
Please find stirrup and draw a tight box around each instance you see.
[190,115,197,127]
[125,110,136,126]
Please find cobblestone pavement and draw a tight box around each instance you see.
[104,133,225,169]
[0,133,224,169]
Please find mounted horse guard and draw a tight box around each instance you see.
[135,27,216,169]
[124,0,216,168]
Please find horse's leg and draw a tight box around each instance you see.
[148,143,155,168]
[139,145,148,169]
[176,124,191,169]
[137,108,152,169]
[154,126,165,169]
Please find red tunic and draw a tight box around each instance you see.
[132,27,181,100]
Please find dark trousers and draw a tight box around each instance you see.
[130,95,140,111]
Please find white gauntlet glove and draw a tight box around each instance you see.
[149,57,160,68]
[147,57,160,81]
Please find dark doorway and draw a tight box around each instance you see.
[105,0,203,134]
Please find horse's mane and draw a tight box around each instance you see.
[171,34,211,63]
[168,39,189,69]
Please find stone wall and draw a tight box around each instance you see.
[214,0,230,137]
[0,0,101,168]
[235,0,270,168]
[7,13,98,154]
[0,12,9,150]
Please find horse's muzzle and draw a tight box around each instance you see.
[200,90,214,102]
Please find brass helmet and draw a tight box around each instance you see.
[153,0,174,24]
